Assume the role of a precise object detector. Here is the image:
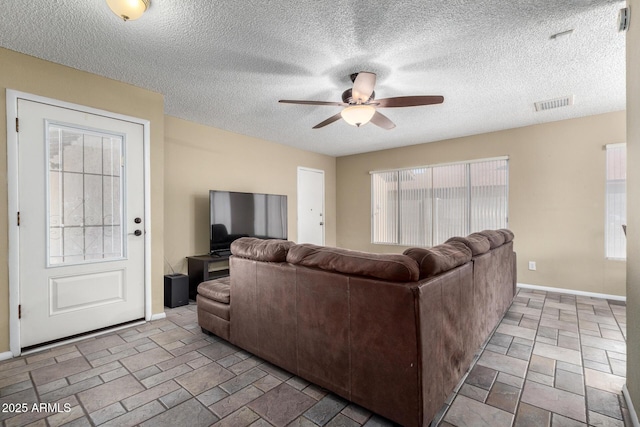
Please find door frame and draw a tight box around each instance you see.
[297,166,325,245]
[6,90,152,356]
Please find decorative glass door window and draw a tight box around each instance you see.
[48,124,124,265]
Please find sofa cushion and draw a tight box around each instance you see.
[231,237,294,262]
[470,230,505,249]
[445,235,490,256]
[403,241,472,279]
[198,277,231,304]
[497,229,515,243]
[286,244,420,282]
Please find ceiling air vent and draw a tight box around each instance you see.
[534,95,574,112]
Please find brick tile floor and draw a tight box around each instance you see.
[436,289,631,427]
[0,289,631,427]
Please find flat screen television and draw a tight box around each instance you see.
[209,190,288,254]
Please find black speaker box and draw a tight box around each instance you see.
[164,274,189,308]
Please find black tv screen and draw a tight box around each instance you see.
[209,190,288,254]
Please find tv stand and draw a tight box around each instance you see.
[210,249,232,257]
[186,254,230,300]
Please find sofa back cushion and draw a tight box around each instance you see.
[286,244,420,282]
[445,235,490,256]
[497,229,515,243]
[403,241,472,279]
[469,230,505,249]
[231,237,294,262]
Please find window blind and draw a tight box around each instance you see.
[371,158,508,246]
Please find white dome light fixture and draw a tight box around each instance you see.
[341,105,376,127]
[106,0,150,21]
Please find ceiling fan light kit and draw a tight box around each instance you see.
[341,105,376,127]
[279,71,444,130]
[106,0,150,21]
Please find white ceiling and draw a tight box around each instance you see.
[0,0,626,156]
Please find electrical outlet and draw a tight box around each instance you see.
[528,261,537,271]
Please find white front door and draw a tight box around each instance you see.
[17,98,145,348]
[297,167,325,245]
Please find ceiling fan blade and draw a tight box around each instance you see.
[370,111,396,130]
[375,95,444,108]
[352,72,376,103]
[312,113,343,129]
[279,100,346,106]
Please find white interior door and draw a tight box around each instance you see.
[17,99,145,348]
[297,167,325,245]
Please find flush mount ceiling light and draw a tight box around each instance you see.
[340,104,376,127]
[106,0,150,21]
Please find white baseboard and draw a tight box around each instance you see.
[150,312,167,321]
[624,385,640,427]
[517,283,626,302]
[0,351,14,361]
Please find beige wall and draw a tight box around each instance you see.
[626,0,640,418]
[0,48,336,356]
[337,111,626,296]
[0,48,166,353]
[163,116,336,273]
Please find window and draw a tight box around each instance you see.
[372,158,508,246]
[605,143,626,260]
[48,124,124,265]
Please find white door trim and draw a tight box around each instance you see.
[297,166,325,245]
[6,90,152,357]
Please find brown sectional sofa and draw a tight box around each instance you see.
[197,230,516,427]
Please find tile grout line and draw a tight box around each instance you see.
[611,298,631,425]
[576,296,627,426]
[68,339,126,425]
[509,289,544,427]
[28,344,89,425]
[607,299,630,422]
[438,289,544,426]
[575,293,589,426]
[74,346,96,426]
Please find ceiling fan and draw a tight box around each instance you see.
[279,71,444,130]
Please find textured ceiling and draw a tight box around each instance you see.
[0,0,626,156]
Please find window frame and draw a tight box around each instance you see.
[605,142,626,261]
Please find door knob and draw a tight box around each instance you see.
[134,230,142,236]
[319,222,324,226]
